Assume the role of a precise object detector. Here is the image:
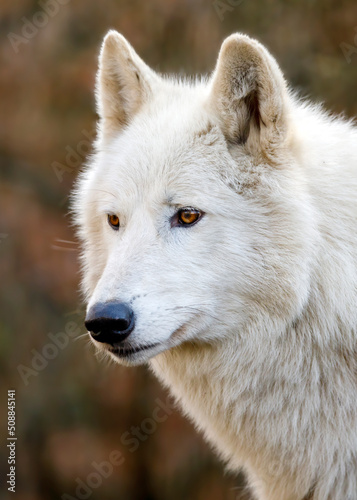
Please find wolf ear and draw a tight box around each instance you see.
[96,30,158,140]
[210,34,290,154]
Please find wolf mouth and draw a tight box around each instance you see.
[108,342,159,358]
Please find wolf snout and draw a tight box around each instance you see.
[85,302,135,345]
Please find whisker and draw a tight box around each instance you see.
[51,246,78,252]
[73,332,90,342]
[51,238,79,252]
[55,239,78,245]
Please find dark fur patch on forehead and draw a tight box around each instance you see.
[194,122,220,146]
[195,122,214,138]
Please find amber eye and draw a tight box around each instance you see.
[177,208,202,226]
[107,214,120,230]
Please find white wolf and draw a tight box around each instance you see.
[73,31,357,500]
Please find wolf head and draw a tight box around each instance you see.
[73,31,315,366]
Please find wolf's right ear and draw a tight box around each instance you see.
[96,31,158,140]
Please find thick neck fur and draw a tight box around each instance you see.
[151,290,357,499]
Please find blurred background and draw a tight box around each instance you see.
[0,0,356,499]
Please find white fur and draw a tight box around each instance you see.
[72,31,357,500]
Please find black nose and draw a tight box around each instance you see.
[85,302,135,345]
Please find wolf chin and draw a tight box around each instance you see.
[72,31,357,500]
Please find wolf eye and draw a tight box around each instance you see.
[107,214,119,230]
[176,208,203,226]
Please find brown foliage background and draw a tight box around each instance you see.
[1,0,356,499]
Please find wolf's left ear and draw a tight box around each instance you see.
[209,34,290,154]
[96,30,158,140]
